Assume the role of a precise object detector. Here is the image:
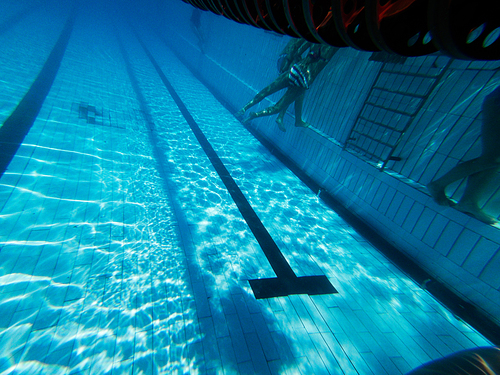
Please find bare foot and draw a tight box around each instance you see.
[455,202,498,225]
[243,112,257,124]
[427,181,455,207]
[276,118,286,132]
[295,121,309,128]
[235,109,245,119]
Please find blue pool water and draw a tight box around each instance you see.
[0,1,495,374]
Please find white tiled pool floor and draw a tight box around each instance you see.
[0,8,493,375]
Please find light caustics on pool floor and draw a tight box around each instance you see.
[0,7,493,375]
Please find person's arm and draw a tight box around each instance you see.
[319,45,340,61]
[307,46,340,85]
[278,39,308,73]
[295,41,313,58]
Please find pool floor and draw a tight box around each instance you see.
[0,7,493,375]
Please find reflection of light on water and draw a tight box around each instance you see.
[0,237,80,246]
[1,121,203,373]
[22,143,154,163]
[0,183,103,204]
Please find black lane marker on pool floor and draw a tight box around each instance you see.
[133,28,337,299]
[0,8,77,178]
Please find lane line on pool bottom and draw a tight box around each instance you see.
[0,7,77,178]
[132,26,337,299]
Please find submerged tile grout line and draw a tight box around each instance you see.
[157,29,500,345]
[130,24,337,299]
[0,6,77,178]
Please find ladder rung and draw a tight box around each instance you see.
[379,69,442,79]
[345,144,384,163]
[372,86,427,99]
[365,102,415,117]
[349,130,397,148]
[358,116,408,133]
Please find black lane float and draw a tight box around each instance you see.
[183,0,500,60]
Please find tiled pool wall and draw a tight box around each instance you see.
[165,3,500,325]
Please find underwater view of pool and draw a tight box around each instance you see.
[0,1,496,374]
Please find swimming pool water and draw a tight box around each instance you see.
[0,3,493,374]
